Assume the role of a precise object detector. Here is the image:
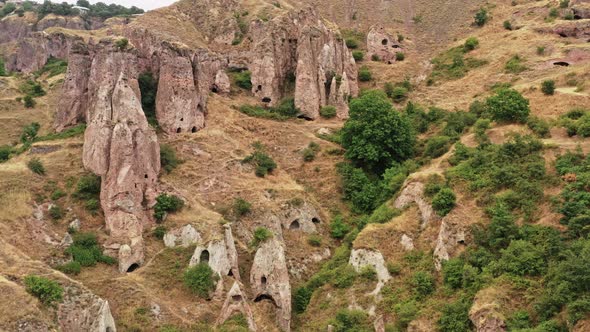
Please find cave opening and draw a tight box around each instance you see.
[254,294,277,306]
[381,39,388,45]
[176,128,181,133]
[261,276,267,286]
[191,126,197,133]
[232,294,242,301]
[312,217,320,224]
[262,97,272,103]
[200,250,210,263]
[289,220,300,230]
[553,61,570,67]
[297,114,313,121]
[127,263,140,273]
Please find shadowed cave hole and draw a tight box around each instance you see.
[228,269,234,276]
[256,85,263,92]
[381,39,388,45]
[127,263,140,273]
[176,128,181,133]
[191,126,197,133]
[200,250,210,263]
[312,217,320,224]
[289,220,300,230]
[211,85,218,93]
[261,276,267,286]
[232,294,243,301]
[553,61,570,67]
[297,114,313,121]
[262,97,272,103]
[254,294,277,306]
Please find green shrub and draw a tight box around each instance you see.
[330,215,350,239]
[20,80,45,97]
[371,54,380,61]
[183,263,217,299]
[425,136,452,158]
[0,145,12,162]
[358,66,372,81]
[50,189,66,201]
[24,275,63,305]
[35,57,68,78]
[432,187,456,216]
[302,142,320,162]
[330,309,372,332]
[486,88,530,123]
[56,261,81,275]
[0,57,6,76]
[359,265,377,281]
[352,50,364,61]
[115,38,128,50]
[577,114,590,137]
[394,300,419,329]
[307,235,322,247]
[442,258,465,289]
[320,105,337,118]
[238,98,298,121]
[537,46,546,55]
[507,310,531,330]
[332,265,357,288]
[542,80,556,95]
[49,205,64,220]
[250,227,272,247]
[154,194,184,221]
[233,70,252,90]
[74,174,101,200]
[527,116,551,138]
[395,52,405,61]
[153,226,167,240]
[160,144,179,173]
[293,286,313,314]
[242,143,277,177]
[549,7,559,18]
[560,0,570,8]
[503,20,513,30]
[464,37,479,51]
[66,232,116,267]
[233,197,252,217]
[345,38,359,49]
[27,157,46,175]
[411,271,435,298]
[337,163,381,213]
[505,55,527,74]
[390,86,408,102]
[341,90,415,173]
[494,240,546,276]
[438,298,473,332]
[20,122,41,143]
[474,8,489,27]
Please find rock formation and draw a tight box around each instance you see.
[216,282,257,331]
[250,238,291,331]
[7,31,81,73]
[58,288,117,332]
[367,25,404,64]
[394,181,437,228]
[163,224,202,248]
[433,210,467,271]
[82,40,160,273]
[349,248,391,294]
[469,288,507,332]
[249,8,358,119]
[279,201,321,233]
[189,225,240,280]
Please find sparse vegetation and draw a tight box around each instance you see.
[160,144,180,173]
[474,8,489,27]
[27,157,46,175]
[238,98,298,121]
[250,227,272,247]
[242,142,277,177]
[358,66,372,81]
[505,55,527,74]
[233,70,252,90]
[541,80,556,95]
[0,57,7,76]
[320,105,337,119]
[395,52,405,61]
[154,194,184,221]
[503,20,513,30]
[138,71,159,127]
[24,275,63,306]
[115,38,129,50]
[233,197,252,217]
[429,45,487,83]
[65,232,116,268]
[34,57,67,78]
[352,50,364,61]
[464,37,479,51]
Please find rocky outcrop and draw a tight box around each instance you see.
[163,224,202,248]
[82,41,160,273]
[0,15,34,44]
[216,282,257,331]
[553,20,590,39]
[394,182,437,228]
[433,210,467,270]
[249,8,358,119]
[349,249,391,294]
[6,31,81,73]
[367,25,403,64]
[189,225,240,279]
[36,14,87,31]
[54,41,92,131]
[469,288,507,332]
[279,201,321,233]
[58,288,117,332]
[250,238,291,331]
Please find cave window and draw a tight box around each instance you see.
[180,117,184,121]
[127,263,140,273]
[262,97,272,103]
[232,294,242,301]
[254,294,277,306]
[191,126,197,133]
[200,250,210,263]
[228,269,233,276]
[256,85,263,92]
[574,14,581,20]
[289,220,300,230]
[392,45,401,48]
[144,174,148,179]
[553,61,570,67]
[261,276,267,286]
[211,85,219,93]
[176,128,181,133]
[312,217,320,224]
[458,239,466,245]
[297,115,313,121]
[382,39,388,45]
[106,328,113,332]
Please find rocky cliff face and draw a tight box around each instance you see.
[6,31,81,73]
[367,25,404,64]
[82,41,160,273]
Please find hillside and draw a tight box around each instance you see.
[0,0,589,331]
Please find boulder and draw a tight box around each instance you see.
[189,225,240,280]
[394,182,437,228]
[469,288,507,332]
[250,238,291,331]
[163,224,202,248]
[349,249,391,294]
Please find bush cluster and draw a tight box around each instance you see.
[61,232,116,273]
[160,144,180,173]
[242,143,277,177]
[27,157,46,175]
[154,194,184,221]
[250,227,272,247]
[239,98,298,121]
[24,275,63,305]
[183,263,217,299]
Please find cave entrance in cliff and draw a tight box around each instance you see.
[176,128,182,133]
[228,269,234,276]
[211,85,219,93]
[553,61,570,67]
[200,250,210,263]
[289,220,300,230]
[312,217,320,224]
[127,263,140,273]
[232,294,243,301]
[191,126,198,133]
[262,97,272,103]
[261,276,267,286]
[256,85,263,92]
[297,114,313,121]
[254,294,278,306]
[381,39,388,45]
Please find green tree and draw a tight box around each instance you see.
[474,8,489,27]
[432,187,456,216]
[153,194,184,221]
[341,90,415,173]
[486,88,530,123]
[438,299,473,332]
[541,80,555,95]
[495,240,546,276]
